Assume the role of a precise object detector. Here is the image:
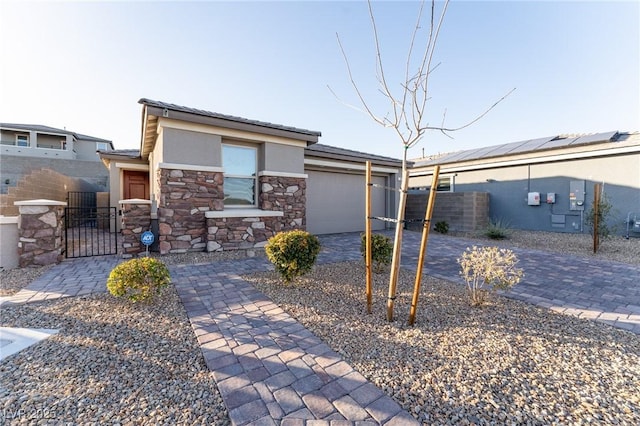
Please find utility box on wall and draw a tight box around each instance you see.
[546,193,556,204]
[527,192,540,206]
[569,180,586,211]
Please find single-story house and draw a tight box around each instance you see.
[99,98,402,254]
[409,131,640,235]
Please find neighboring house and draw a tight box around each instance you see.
[0,123,114,195]
[409,131,640,235]
[99,98,402,254]
[0,123,113,160]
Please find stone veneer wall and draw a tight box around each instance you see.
[206,175,307,251]
[158,168,223,254]
[259,176,306,228]
[120,203,152,258]
[206,216,283,251]
[16,201,65,267]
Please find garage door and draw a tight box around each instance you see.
[306,170,387,235]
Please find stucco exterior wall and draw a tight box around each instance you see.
[413,152,640,234]
[161,127,222,167]
[261,143,305,174]
[0,216,19,270]
[75,139,100,161]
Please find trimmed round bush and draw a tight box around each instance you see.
[360,233,393,273]
[265,230,321,283]
[107,257,171,302]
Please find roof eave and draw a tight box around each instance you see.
[145,105,319,145]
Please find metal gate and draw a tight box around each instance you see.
[65,192,118,258]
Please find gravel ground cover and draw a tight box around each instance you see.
[244,263,640,425]
[452,229,640,265]
[0,231,638,425]
[0,287,229,425]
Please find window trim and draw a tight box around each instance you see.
[15,134,29,147]
[222,143,258,208]
[409,174,454,193]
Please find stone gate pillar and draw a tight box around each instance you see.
[14,199,66,268]
[119,199,152,258]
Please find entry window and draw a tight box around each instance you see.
[16,134,29,147]
[223,144,257,206]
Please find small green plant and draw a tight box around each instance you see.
[107,257,171,302]
[584,191,617,241]
[457,246,524,306]
[434,221,449,234]
[484,218,511,240]
[265,230,321,283]
[360,233,393,273]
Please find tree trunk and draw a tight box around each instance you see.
[386,150,409,321]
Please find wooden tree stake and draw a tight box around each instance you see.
[365,161,373,313]
[593,183,601,254]
[408,165,440,325]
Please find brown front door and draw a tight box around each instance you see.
[123,170,149,200]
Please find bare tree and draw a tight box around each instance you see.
[331,0,514,321]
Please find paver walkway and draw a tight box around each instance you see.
[1,231,639,425]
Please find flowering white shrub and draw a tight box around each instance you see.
[457,246,524,306]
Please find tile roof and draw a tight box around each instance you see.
[99,149,140,157]
[306,143,403,165]
[139,98,321,137]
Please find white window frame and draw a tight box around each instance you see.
[409,174,454,192]
[16,134,29,147]
[222,143,258,208]
[96,142,108,151]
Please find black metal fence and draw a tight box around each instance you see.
[64,192,118,258]
[67,191,97,209]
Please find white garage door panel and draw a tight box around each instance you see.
[306,170,387,234]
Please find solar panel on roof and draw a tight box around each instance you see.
[453,147,488,161]
[507,137,557,154]
[536,136,580,150]
[570,131,617,145]
[434,150,471,163]
[485,139,531,157]
[458,144,503,161]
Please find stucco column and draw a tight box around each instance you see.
[15,199,66,268]
[119,199,152,258]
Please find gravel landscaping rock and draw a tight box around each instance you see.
[1,230,638,425]
[452,229,640,265]
[0,287,229,425]
[244,262,640,425]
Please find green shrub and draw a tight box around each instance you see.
[484,218,511,240]
[360,233,393,273]
[434,221,449,234]
[265,230,321,283]
[584,191,617,241]
[457,246,524,306]
[107,257,171,302]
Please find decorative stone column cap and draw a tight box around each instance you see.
[119,199,152,205]
[14,199,67,206]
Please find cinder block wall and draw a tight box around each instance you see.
[406,192,489,232]
[0,168,96,216]
[1,154,108,195]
